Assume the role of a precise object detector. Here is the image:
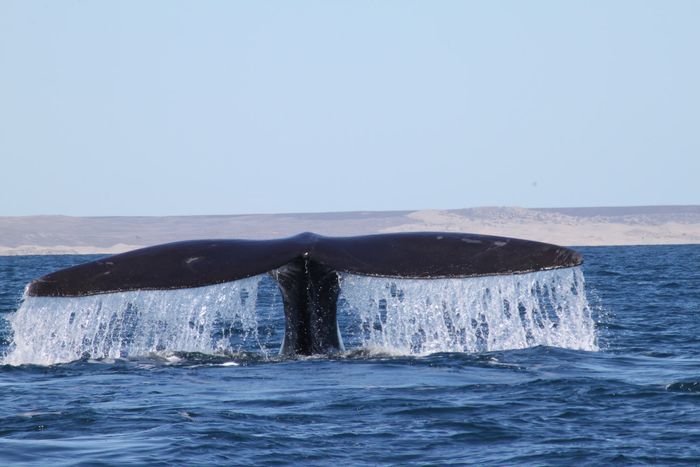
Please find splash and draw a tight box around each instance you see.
[3,275,271,366]
[337,267,597,355]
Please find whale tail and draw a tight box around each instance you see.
[26,232,582,355]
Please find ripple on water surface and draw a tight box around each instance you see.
[0,246,699,465]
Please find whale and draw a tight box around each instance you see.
[26,232,583,355]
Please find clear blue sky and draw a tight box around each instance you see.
[1,1,698,216]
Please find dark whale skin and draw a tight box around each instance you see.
[27,232,582,297]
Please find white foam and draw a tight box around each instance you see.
[3,276,265,366]
[338,267,597,355]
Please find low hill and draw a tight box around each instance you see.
[1,205,699,255]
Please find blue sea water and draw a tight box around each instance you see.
[0,245,699,465]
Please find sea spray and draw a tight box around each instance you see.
[4,275,271,366]
[337,267,597,355]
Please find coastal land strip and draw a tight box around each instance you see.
[1,205,699,256]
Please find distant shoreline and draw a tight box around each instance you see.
[1,242,695,258]
[1,205,699,255]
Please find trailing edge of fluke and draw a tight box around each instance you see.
[26,232,583,355]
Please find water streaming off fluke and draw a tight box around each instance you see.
[3,267,597,365]
[4,275,272,366]
[337,267,597,354]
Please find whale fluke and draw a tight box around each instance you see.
[25,232,582,355]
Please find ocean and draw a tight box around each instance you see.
[0,244,699,465]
